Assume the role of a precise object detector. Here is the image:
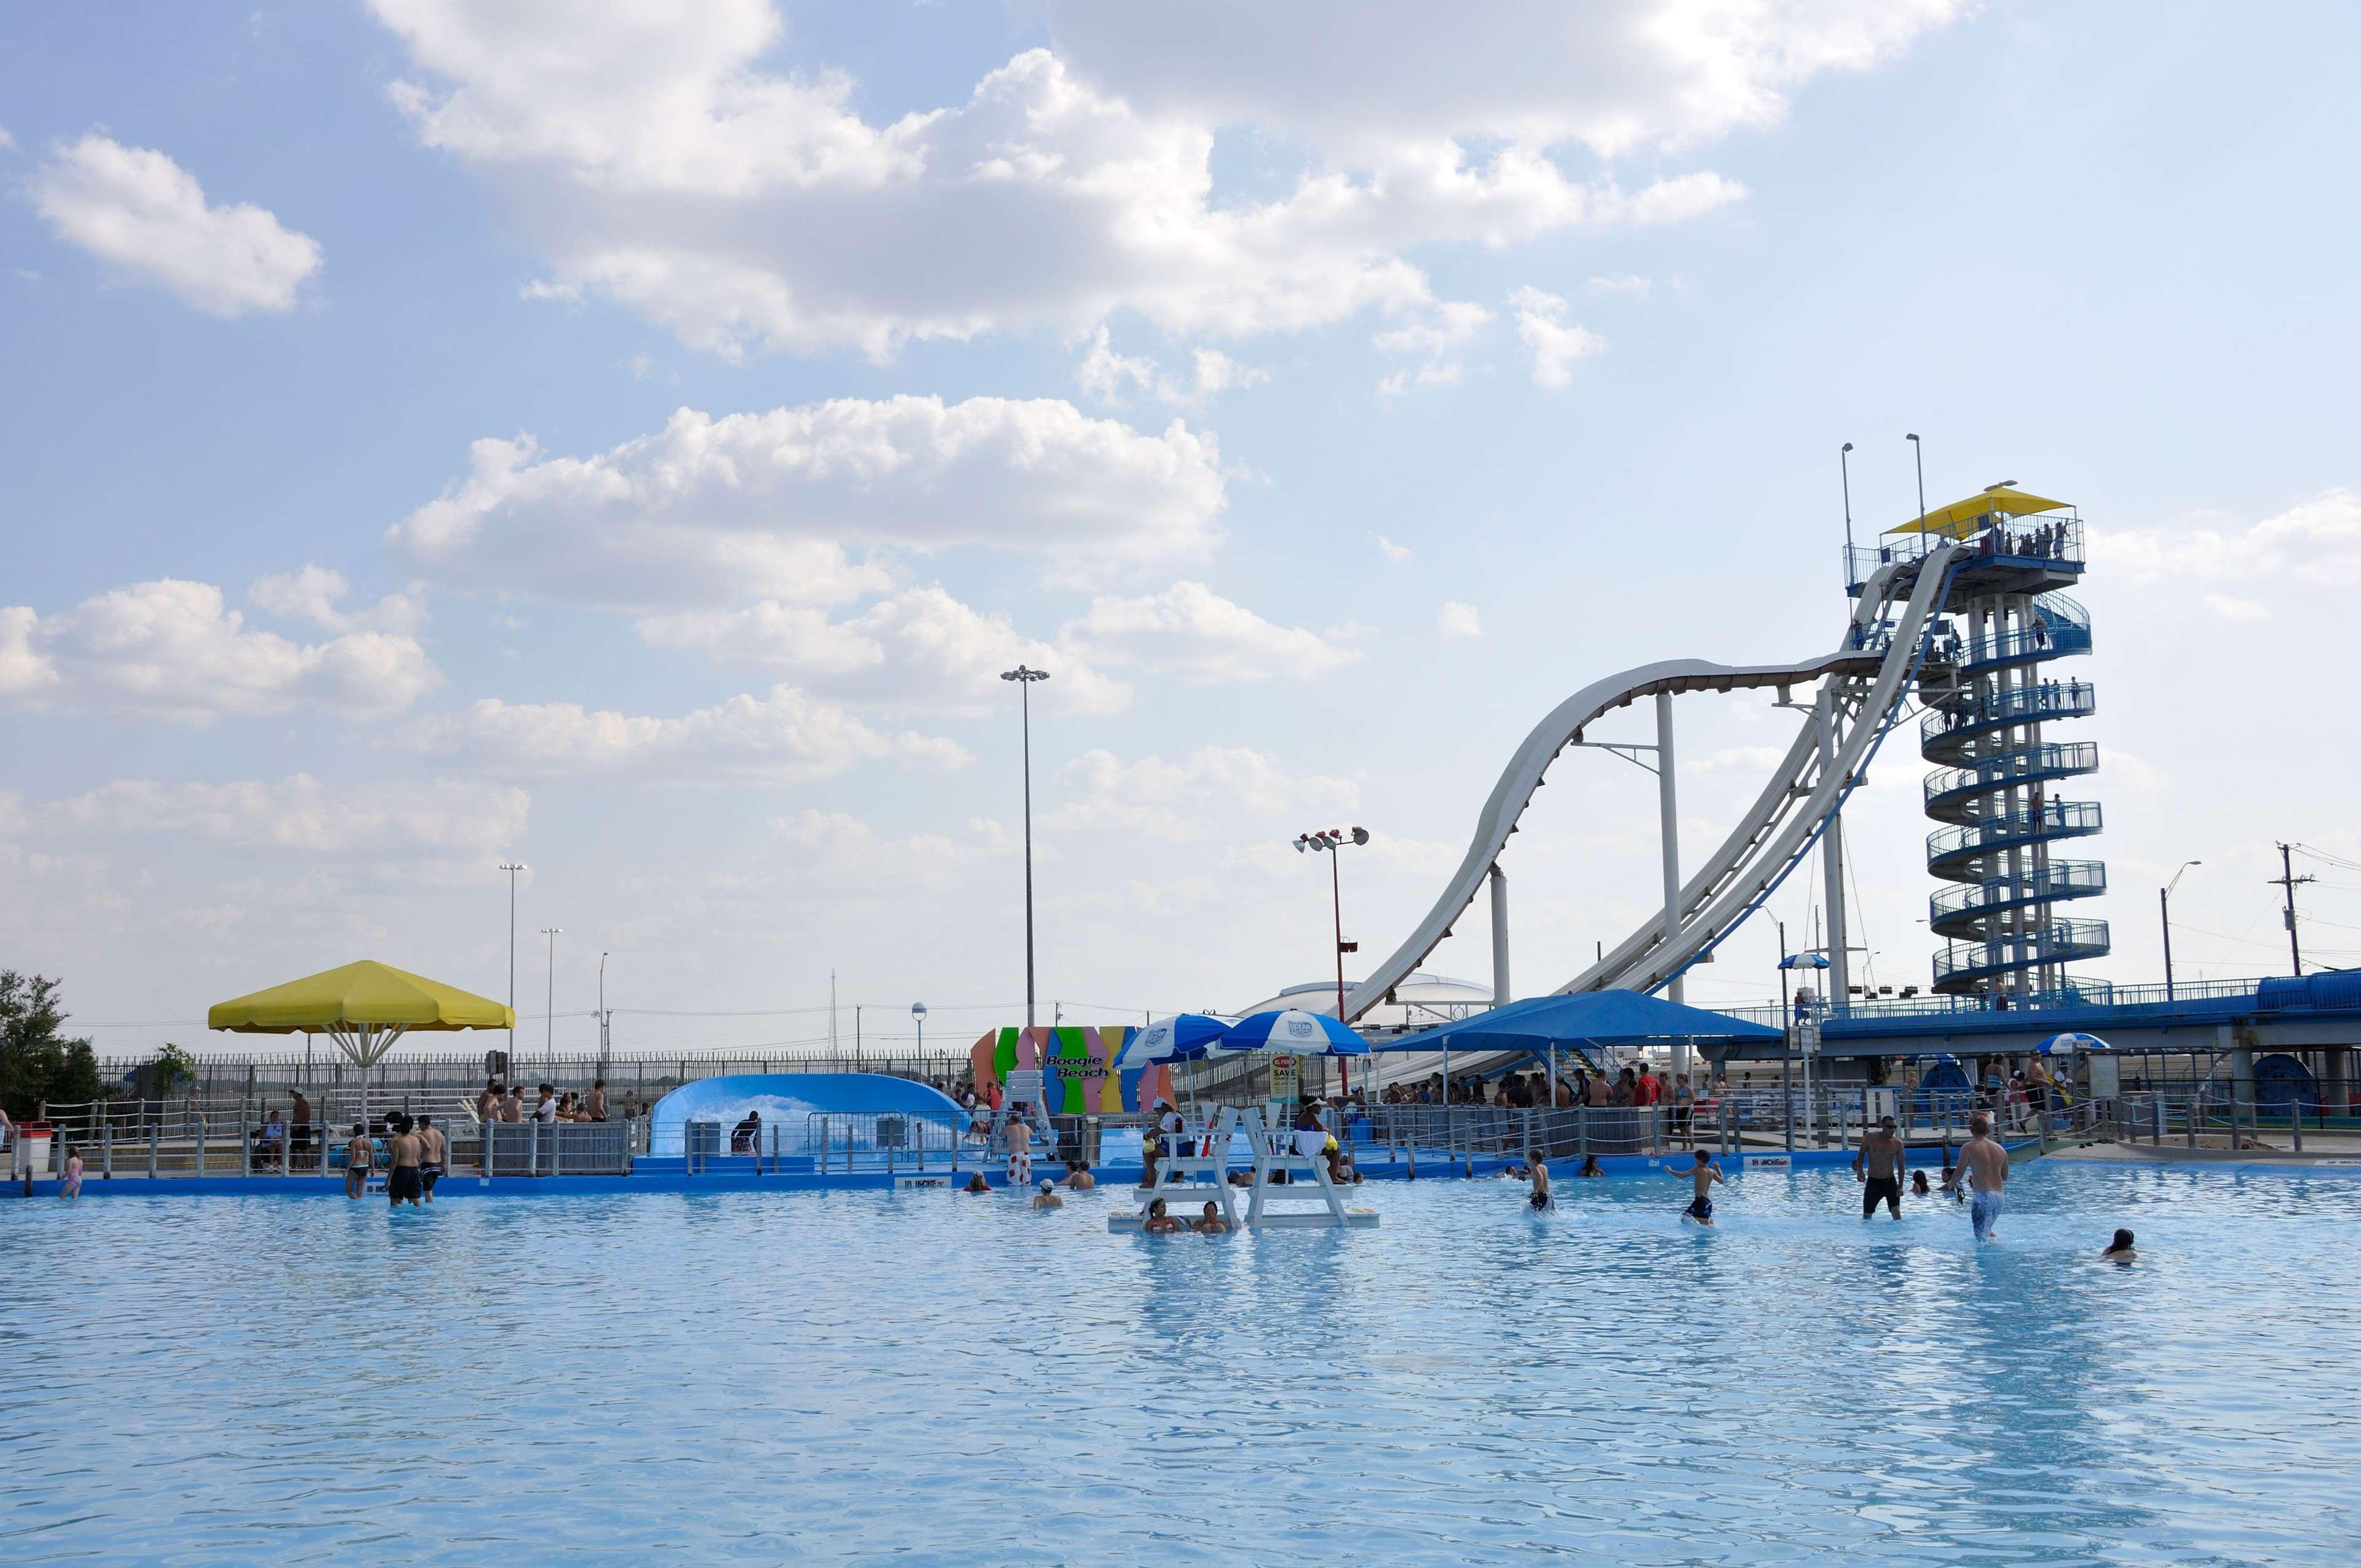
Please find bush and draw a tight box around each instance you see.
[1,972,108,1121]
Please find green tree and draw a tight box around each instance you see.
[0,971,107,1120]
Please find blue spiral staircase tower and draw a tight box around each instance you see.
[1903,490,2108,1002]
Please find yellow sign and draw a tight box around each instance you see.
[1269,1053,1299,1101]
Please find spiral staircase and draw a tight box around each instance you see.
[1910,515,2109,1000]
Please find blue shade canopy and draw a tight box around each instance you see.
[2037,1032,2109,1055]
[1113,1013,1233,1069]
[1216,1009,1370,1056]
[1382,990,1782,1053]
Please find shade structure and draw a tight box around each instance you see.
[1382,990,1781,1058]
[1216,1009,1370,1057]
[1883,486,2073,539]
[2037,1032,2108,1056]
[210,960,514,1070]
[1113,1013,1233,1070]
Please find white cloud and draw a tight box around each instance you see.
[767,809,1005,892]
[387,396,1229,604]
[30,135,321,316]
[1589,273,1652,295]
[0,125,17,151]
[248,564,427,635]
[20,775,528,858]
[1076,327,1267,408]
[1043,1,1966,159]
[403,683,969,781]
[638,585,1133,716]
[1371,300,1492,360]
[1377,362,1466,400]
[2203,593,2272,622]
[0,579,438,722]
[1372,534,1412,564]
[1059,581,1361,683]
[370,7,1768,362]
[1050,745,1359,841]
[2098,489,2361,587]
[1509,286,1606,388]
[1438,601,1484,638]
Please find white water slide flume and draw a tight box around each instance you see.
[1342,545,1962,1029]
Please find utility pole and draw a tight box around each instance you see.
[2271,843,2316,976]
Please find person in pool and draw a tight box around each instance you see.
[1192,1200,1230,1234]
[1943,1113,2009,1242]
[1910,1169,1932,1197]
[963,1171,991,1194]
[1527,1149,1552,1211]
[2102,1228,2137,1262]
[1031,1178,1063,1210]
[1671,1147,1723,1225]
[1064,1160,1096,1192]
[1578,1154,1605,1179]
[1143,1197,1183,1234]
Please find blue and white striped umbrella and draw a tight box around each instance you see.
[1113,1013,1233,1069]
[1214,1008,1370,1057]
[2037,1032,2108,1055]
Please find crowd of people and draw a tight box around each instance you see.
[472,1078,617,1125]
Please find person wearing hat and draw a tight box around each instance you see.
[1030,1178,1063,1210]
[1853,1113,1906,1219]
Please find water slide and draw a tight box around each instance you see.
[647,1072,964,1158]
[1348,544,1962,1080]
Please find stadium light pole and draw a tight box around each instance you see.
[499,861,526,1066]
[1000,665,1051,1029]
[2161,861,2201,1002]
[912,1001,928,1071]
[1840,441,1856,560]
[1906,433,1926,530]
[540,927,562,1077]
[1295,826,1370,1092]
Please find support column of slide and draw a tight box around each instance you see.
[1818,685,1851,1016]
[1489,864,1511,1013]
[1655,692,1684,1009]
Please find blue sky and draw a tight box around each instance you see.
[6,1,2359,1056]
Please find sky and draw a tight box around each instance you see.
[5,0,2360,1062]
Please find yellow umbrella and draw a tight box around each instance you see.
[210,960,515,1133]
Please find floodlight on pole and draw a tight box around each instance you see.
[499,861,526,1066]
[2161,860,2201,1001]
[912,1000,928,1061]
[539,927,562,1069]
[1840,441,1855,560]
[1905,433,1926,530]
[1000,665,1051,1028]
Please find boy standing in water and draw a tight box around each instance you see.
[1944,1113,2009,1241]
[415,1114,446,1203]
[1670,1147,1723,1225]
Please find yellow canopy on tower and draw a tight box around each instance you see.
[1886,486,2073,539]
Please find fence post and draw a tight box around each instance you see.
[196,1117,207,1178]
[103,1119,114,1181]
[527,1117,539,1179]
[553,1120,564,1179]
[148,1118,159,1179]
[2290,1101,2304,1154]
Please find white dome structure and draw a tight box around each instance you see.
[1232,972,1492,1036]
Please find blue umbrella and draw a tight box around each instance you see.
[1113,1013,1233,1069]
[1216,1008,1370,1057]
[2038,1032,2108,1055]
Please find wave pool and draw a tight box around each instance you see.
[5,1162,2354,1564]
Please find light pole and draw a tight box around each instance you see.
[1905,433,1926,531]
[499,861,526,1067]
[912,1001,928,1071]
[1840,441,1856,562]
[598,951,611,1076]
[1295,826,1369,1093]
[2161,860,2201,1000]
[1000,665,1051,1029]
[539,927,562,1079]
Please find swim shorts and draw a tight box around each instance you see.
[387,1166,423,1203]
[1971,1189,2004,1241]
[420,1165,442,1195]
[1686,1195,1713,1221]
[1007,1151,1031,1186]
[1863,1176,1902,1217]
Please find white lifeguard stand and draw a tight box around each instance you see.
[1108,1104,1245,1233]
[1109,1105,1376,1232]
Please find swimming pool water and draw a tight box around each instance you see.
[5,1163,2354,1564]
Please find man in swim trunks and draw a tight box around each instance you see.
[1063,1160,1096,1191]
[415,1114,446,1202]
[1031,1178,1062,1210]
[476,1078,503,1125]
[587,1079,609,1122]
[386,1116,425,1208]
[1004,1107,1034,1188]
[344,1121,374,1199]
[1944,1112,2008,1241]
[1671,1147,1723,1224]
[1854,1114,1905,1219]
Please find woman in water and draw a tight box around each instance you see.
[1910,1169,1932,1197]
[1143,1197,1183,1234]
[1578,1154,1605,1179]
[2101,1228,2137,1262]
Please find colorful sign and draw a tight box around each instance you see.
[1269,1053,1299,1103]
[968,1026,1169,1114]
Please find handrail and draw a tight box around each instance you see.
[1920,679,2097,746]
[1923,741,2099,809]
[1929,860,2107,924]
[1934,919,2113,983]
[1927,801,2103,864]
